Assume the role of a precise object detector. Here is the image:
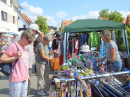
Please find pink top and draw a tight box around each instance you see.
[5,42,29,82]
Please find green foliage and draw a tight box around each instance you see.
[61,28,64,33]
[48,26,57,30]
[99,9,124,23]
[34,15,49,34]
[126,26,130,36]
[99,8,109,19]
[108,11,124,23]
[116,36,130,51]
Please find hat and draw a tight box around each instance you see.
[28,23,41,34]
[1,34,5,36]
[80,44,90,52]
[1,41,5,45]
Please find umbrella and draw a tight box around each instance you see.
[4,34,13,38]
[0,27,10,33]
[9,30,24,36]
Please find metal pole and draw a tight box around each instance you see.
[51,71,130,84]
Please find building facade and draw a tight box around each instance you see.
[0,0,21,32]
[18,11,33,31]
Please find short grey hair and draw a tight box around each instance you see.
[21,29,35,41]
[43,35,51,41]
[101,30,111,41]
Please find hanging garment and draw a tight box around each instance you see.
[111,30,116,43]
[91,84,101,97]
[75,39,79,54]
[88,32,101,48]
[59,55,63,66]
[82,90,87,97]
[103,83,124,97]
[79,32,89,54]
[100,38,106,58]
[97,86,111,97]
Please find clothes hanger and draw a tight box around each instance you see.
[89,74,104,97]
[110,72,130,95]
[100,73,117,97]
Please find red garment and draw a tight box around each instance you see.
[59,55,63,66]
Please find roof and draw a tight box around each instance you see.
[62,20,74,27]
[64,19,126,33]
[19,11,33,25]
[98,16,127,24]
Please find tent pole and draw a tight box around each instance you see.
[125,30,130,55]
[63,32,66,63]
[122,30,126,48]
[66,33,69,62]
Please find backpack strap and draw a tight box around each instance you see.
[12,43,20,67]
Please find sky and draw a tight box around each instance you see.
[18,0,130,27]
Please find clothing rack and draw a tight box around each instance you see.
[51,71,130,84]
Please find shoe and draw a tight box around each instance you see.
[37,90,46,96]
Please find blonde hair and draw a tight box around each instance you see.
[21,29,35,41]
[43,35,51,41]
[101,30,111,41]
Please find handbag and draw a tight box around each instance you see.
[49,57,60,71]
[0,43,20,76]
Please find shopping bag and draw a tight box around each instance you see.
[49,58,60,71]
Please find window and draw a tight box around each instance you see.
[23,25,26,28]
[1,0,6,3]
[1,11,7,21]
[13,16,15,24]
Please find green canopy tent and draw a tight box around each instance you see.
[63,19,129,62]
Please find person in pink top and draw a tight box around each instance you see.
[0,29,35,97]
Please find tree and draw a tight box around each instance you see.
[35,15,49,34]
[99,8,124,23]
[99,9,124,36]
[99,8,109,19]
[109,11,124,23]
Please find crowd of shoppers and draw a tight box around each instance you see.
[0,22,122,97]
[0,23,60,97]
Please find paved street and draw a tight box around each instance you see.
[0,56,57,97]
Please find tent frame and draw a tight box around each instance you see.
[62,20,129,63]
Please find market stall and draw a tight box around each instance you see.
[48,19,130,97]
[63,19,129,63]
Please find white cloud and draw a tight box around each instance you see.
[46,16,57,26]
[56,11,68,18]
[71,10,129,22]
[72,11,99,21]
[20,2,57,26]
[87,11,99,19]
[21,2,43,15]
[72,15,88,21]
[119,11,130,18]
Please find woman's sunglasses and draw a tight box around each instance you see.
[26,37,32,44]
